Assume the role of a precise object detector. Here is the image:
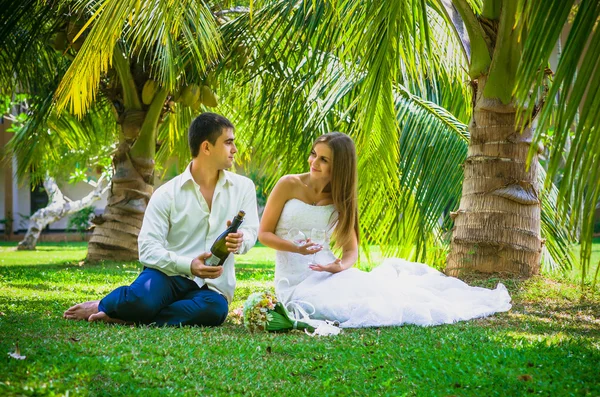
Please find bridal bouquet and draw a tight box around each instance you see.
[242,291,314,333]
[242,291,342,336]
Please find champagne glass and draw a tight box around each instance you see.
[287,228,306,247]
[309,228,327,265]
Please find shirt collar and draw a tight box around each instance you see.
[217,169,234,187]
[179,162,234,188]
[179,162,195,188]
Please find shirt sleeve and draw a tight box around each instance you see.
[237,179,259,255]
[138,186,194,277]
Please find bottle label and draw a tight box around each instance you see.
[205,254,222,267]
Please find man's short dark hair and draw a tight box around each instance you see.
[188,113,235,157]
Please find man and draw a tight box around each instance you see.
[64,112,259,326]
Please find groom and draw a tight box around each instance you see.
[64,112,259,326]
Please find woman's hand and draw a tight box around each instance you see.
[296,239,323,255]
[309,258,343,273]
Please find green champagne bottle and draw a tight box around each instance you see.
[204,210,246,266]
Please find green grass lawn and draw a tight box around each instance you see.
[0,242,599,396]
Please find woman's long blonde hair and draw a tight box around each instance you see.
[313,132,359,248]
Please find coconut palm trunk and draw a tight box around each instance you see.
[441,1,547,276]
[445,76,543,276]
[87,49,167,262]
[87,144,154,261]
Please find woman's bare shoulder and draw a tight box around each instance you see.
[278,173,308,188]
[271,174,308,203]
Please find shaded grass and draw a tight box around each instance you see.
[0,242,599,396]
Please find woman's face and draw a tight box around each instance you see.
[308,143,333,181]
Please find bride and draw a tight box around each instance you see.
[258,132,511,328]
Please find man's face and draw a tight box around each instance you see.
[209,128,237,169]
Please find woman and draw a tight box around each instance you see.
[258,132,511,328]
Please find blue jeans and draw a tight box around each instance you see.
[98,268,228,327]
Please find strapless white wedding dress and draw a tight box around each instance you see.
[274,199,512,328]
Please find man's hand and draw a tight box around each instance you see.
[191,252,224,279]
[225,220,244,254]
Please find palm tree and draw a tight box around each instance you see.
[1,0,225,261]
[217,0,596,278]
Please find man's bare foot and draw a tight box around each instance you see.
[63,300,100,321]
[88,311,128,324]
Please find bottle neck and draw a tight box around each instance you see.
[230,216,244,230]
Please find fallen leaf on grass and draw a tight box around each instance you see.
[8,342,25,360]
[518,374,533,382]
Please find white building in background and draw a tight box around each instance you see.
[0,117,109,240]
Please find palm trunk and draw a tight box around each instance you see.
[85,47,167,262]
[86,140,154,261]
[446,76,543,276]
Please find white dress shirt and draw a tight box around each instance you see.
[138,164,259,303]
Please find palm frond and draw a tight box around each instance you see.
[5,96,118,184]
[0,0,71,97]
[398,5,472,124]
[357,85,469,262]
[54,0,135,115]
[222,0,445,96]
[125,0,224,91]
[54,0,224,116]
[515,0,600,283]
[463,0,483,14]
[539,168,578,273]
[156,104,195,173]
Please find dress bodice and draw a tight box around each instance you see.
[274,198,337,238]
